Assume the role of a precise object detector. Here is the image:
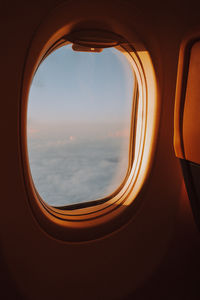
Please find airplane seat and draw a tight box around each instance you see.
[174,36,200,230]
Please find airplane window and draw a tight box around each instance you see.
[27,44,136,208]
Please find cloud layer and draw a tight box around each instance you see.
[28,128,129,207]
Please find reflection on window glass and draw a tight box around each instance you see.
[27,44,134,207]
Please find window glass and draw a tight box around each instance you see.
[27,44,135,207]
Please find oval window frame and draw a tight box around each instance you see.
[27,37,138,211]
[20,17,158,242]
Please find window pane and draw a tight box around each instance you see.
[27,44,134,207]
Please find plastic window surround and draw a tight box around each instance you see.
[21,29,157,241]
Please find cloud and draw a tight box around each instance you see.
[28,133,129,206]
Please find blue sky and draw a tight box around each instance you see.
[28,44,134,125]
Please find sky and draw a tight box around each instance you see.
[27,44,135,206]
[28,45,134,124]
